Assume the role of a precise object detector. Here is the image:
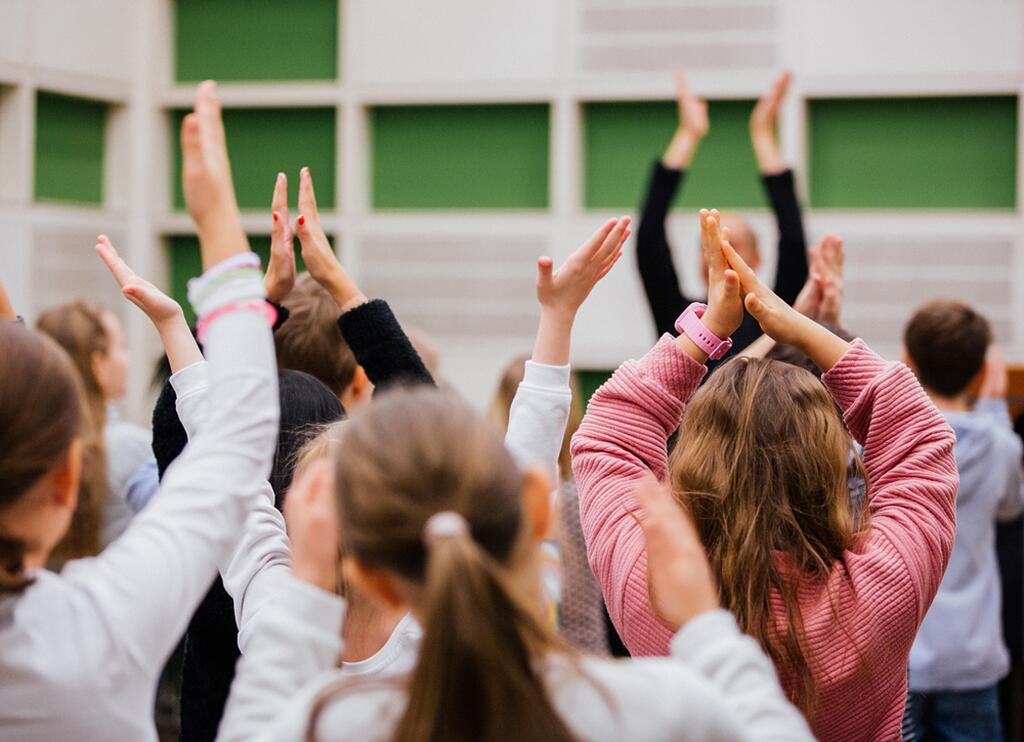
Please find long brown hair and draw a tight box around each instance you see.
[670,356,867,717]
[316,387,576,742]
[488,355,584,480]
[36,301,111,564]
[0,323,85,593]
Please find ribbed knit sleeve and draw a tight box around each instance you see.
[571,334,706,656]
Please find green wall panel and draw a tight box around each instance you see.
[576,369,614,410]
[175,0,338,82]
[171,107,336,211]
[34,92,107,205]
[372,104,550,209]
[169,234,307,323]
[583,100,766,211]
[809,96,1018,209]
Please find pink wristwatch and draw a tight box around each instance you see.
[675,303,733,360]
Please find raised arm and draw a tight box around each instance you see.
[292,167,433,389]
[636,69,707,336]
[749,72,808,305]
[63,81,280,673]
[506,217,629,480]
[572,211,743,655]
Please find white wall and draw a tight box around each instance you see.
[2,0,1024,419]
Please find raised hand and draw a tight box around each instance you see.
[634,478,719,630]
[663,69,708,170]
[699,210,743,339]
[537,217,630,320]
[95,235,203,372]
[815,234,844,326]
[263,172,297,304]
[978,344,1009,400]
[96,235,183,326]
[294,167,366,312]
[180,80,248,269]
[750,71,791,175]
[531,217,630,366]
[722,238,850,371]
[284,459,340,593]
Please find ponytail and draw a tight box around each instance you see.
[393,532,575,742]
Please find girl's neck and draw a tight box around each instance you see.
[340,594,406,664]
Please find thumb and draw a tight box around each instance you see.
[536,256,554,288]
[722,269,740,302]
[744,292,764,317]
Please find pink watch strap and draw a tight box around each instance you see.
[674,303,733,360]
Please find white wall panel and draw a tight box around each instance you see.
[0,0,29,68]
[346,0,561,86]
[30,0,135,85]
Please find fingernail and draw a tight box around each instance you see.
[277,172,285,181]
[272,212,279,222]
[298,215,305,226]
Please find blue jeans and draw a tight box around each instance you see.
[907,685,1003,742]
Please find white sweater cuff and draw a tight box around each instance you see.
[521,361,571,392]
[279,575,346,634]
[169,360,209,397]
[670,609,742,660]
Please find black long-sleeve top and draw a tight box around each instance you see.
[170,298,433,742]
[635,161,808,368]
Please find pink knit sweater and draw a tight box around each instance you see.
[571,337,958,741]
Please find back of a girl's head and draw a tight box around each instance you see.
[0,323,84,590]
[335,386,523,580]
[35,300,109,403]
[328,386,574,742]
[672,355,861,714]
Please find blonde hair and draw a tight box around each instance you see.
[488,356,583,480]
[670,356,868,718]
[35,301,112,566]
[310,386,575,742]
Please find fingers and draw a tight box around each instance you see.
[773,71,792,102]
[271,172,288,218]
[94,235,135,288]
[720,235,760,292]
[597,217,630,261]
[580,218,618,259]
[297,166,319,220]
[705,210,726,274]
[194,80,224,147]
[180,113,202,167]
[674,68,689,100]
[635,478,700,548]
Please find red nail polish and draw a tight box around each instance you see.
[298,215,305,226]
[272,212,279,222]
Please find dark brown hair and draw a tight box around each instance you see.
[904,300,991,397]
[313,386,575,742]
[275,273,358,397]
[35,301,111,566]
[0,323,85,592]
[670,356,868,718]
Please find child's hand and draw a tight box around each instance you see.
[749,72,791,175]
[263,172,297,304]
[180,81,248,268]
[95,235,183,328]
[978,344,1009,400]
[294,167,366,312]
[284,459,340,593]
[635,478,719,630]
[720,233,804,346]
[674,69,709,141]
[536,216,630,321]
[699,209,743,340]
[815,234,844,326]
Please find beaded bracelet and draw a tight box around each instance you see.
[196,300,278,343]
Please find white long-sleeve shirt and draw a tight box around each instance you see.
[217,576,813,742]
[0,259,278,742]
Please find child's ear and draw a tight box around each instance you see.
[521,467,553,542]
[901,349,916,372]
[51,438,82,510]
[343,557,406,610]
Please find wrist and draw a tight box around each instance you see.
[154,308,188,335]
[701,309,738,341]
[539,305,576,327]
[292,564,336,594]
[322,266,361,310]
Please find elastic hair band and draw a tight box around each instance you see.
[423,511,470,546]
[196,300,278,343]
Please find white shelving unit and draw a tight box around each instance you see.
[3,0,1024,418]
